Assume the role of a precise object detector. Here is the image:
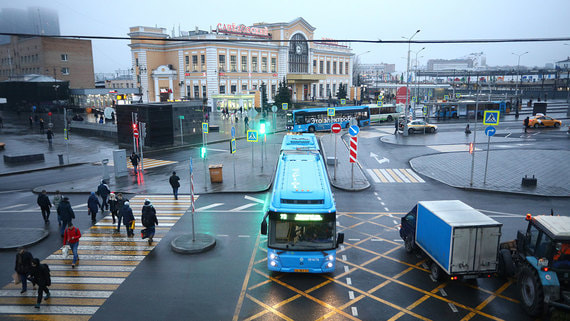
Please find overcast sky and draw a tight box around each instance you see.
[4,0,570,74]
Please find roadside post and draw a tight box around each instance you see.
[483,110,500,184]
[202,122,208,190]
[179,115,184,145]
[64,108,70,163]
[247,129,258,169]
[131,112,138,154]
[231,126,236,186]
[139,122,146,173]
[190,157,195,241]
[327,107,335,156]
[469,85,481,187]
[349,124,360,188]
[331,123,342,181]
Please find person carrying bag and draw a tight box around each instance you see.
[63,223,81,268]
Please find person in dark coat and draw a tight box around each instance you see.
[96,180,110,212]
[524,116,530,133]
[46,128,54,145]
[39,118,44,133]
[87,192,100,224]
[120,201,135,237]
[130,152,140,174]
[29,258,51,309]
[141,199,159,245]
[394,118,399,134]
[14,247,33,293]
[115,193,125,232]
[108,193,118,224]
[58,197,75,237]
[36,190,52,223]
[169,172,180,200]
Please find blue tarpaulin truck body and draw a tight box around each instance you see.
[415,200,503,277]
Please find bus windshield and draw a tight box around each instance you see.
[268,213,335,250]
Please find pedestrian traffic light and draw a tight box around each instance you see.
[133,123,138,130]
[469,142,474,154]
[259,120,266,135]
[200,146,206,158]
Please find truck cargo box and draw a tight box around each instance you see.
[416,200,502,275]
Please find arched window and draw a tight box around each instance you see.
[289,34,308,73]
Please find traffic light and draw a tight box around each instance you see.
[469,142,474,154]
[200,146,207,158]
[259,120,266,135]
[133,123,138,131]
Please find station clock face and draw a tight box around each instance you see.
[296,45,302,54]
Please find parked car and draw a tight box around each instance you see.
[527,113,562,128]
[406,120,437,134]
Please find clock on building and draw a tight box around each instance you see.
[295,45,302,55]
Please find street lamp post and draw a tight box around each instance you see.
[403,30,420,136]
[413,47,425,111]
[354,51,370,100]
[512,51,528,98]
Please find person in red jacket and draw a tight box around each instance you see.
[63,222,81,268]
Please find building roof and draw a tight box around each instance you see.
[253,17,316,32]
[556,57,570,63]
[2,74,63,83]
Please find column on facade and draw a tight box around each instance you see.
[169,77,174,100]
[154,76,159,102]
[205,46,218,112]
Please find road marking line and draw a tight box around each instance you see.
[405,169,425,183]
[72,203,88,209]
[245,195,265,204]
[351,307,358,317]
[448,303,458,313]
[371,239,382,242]
[372,169,389,183]
[238,235,250,238]
[367,169,381,183]
[384,207,390,211]
[0,204,27,210]
[374,192,378,196]
[378,169,394,183]
[392,220,398,225]
[230,203,257,211]
[422,263,429,269]
[0,305,99,314]
[348,291,355,300]
[348,239,360,242]
[346,278,352,285]
[232,234,261,321]
[381,202,385,205]
[344,266,350,273]
[440,289,448,297]
[400,169,418,183]
[217,234,229,237]
[386,169,403,183]
[393,169,411,183]
[195,203,224,211]
[342,255,347,261]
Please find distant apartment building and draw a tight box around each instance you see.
[105,77,136,89]
[0,36,95,88]
[427,59,474,71]
[354,63,396,85]
[0,7,60,44]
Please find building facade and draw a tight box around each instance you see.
[129,17,354,110]
[0,36,95,88]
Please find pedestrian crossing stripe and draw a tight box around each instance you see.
[104,158,177,170]
[0,194,196,318]
[366,168,425,183]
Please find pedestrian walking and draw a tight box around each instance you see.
[524,116,530,133]
[130,152,140,175]
[109,193,118,224]
[87,192,100,224]
[99,115,104,124]
[46,128,54,145]
[244,115,249,132]
[63,222,81,268]
[58,196,75,237]
[37,190,52,223]
[169,171,180,200]
[14,247,33,294]
[53,191,63,226]
[29,258,51,309]
[115,193,125,232]
[121,201,135,237]
[96,180,110,212]
[394,118,399,134]
[29,116,33,128]
[465,124,471,134]
[39,118,45,134]
[141,199,159,245]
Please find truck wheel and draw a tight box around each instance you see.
[518,265,545,316]
[498,249,515,278]
[430,262,443,281]
[404,236,415,253]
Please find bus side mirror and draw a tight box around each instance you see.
[336,233,344,248]
[261,220,267,235]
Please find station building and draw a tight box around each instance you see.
[128,17,355,111]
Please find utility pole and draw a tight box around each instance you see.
[403,30,420,137]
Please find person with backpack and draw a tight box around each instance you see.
[53,191,63,226]
[36,190,52,224]
[108,193,118,224]
[87,192,100,224]
[63,222,81,268]
[141,199,159,245]
[58,197,75,237]
[120,201,135,237]
[29,258,51,309]
[14,247,33,294]
[169,172,180,200]
[96,180,111,213]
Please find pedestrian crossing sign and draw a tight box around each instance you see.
[456,93,461,98]
[412,96,417,102]
[340,99,346,105]
[483,111,500,125]
[282,103,288,110]
[444,95,449,100]
[377,100,383,107]
[247,130,258,142]
[327,108,335,117]
[202,122,208,133]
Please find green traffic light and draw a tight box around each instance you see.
[200,146,206,158]
[260,123,266,134]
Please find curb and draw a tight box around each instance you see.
[319,134,370,192]
[0,162,88,177]
[0,228,50,251]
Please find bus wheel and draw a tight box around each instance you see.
[387,115,393,122]
[308,126,315,133]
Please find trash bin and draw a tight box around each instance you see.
[58,154,64,165]
[209,164,223,183]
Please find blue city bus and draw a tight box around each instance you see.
[260,134,344,273]
[286,106,370,132]
[433,100,507,119]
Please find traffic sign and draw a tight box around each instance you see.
[282,103,288,110]
[377,100,383,107]
[412,96,417,102]
[231,126,235,138]
[485,126,496,137]
[349,136,358,163]
[331,123,341,134]
[133,127,139,138]
[247,130,258,142]
[443,95,449,101]
[349,125,360,136]
[428,91,433,97]
[230,138,236,154]
[327,108,335,117]
[456,93,461,99]
[483,110,500,126]
[422,106,428,116]
[340,99,346,105]
[202,122,209,133]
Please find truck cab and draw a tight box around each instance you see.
[400,205,417,253]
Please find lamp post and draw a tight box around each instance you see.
[403,30,420,136]
[412,47,425,110]
[353,51,371,97]
[512,51,528,98]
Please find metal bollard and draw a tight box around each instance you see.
[58,154,64,165]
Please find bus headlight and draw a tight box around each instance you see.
[327,255,334,261]
[270,260,277,267]
[326,262,333,268]
[270,253,278,260]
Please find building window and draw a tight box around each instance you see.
[271,84,276,96]
[218,54,226,72]
[261,57,268,72]
[185,55,189,65]
[231,84,237,93]
[333,84,336,95]
[230,55,237,72]
[61,67,69,75]
[242,84,247,91]
[241,56,247,72]
[61,54,68,61]
[326,61,330,74]
[253,84,257,90]
[326,84,330,97]
[345,62,349,75]
[319,84,324,98]
[288,33,308,73]
[201,55,206,71]
[192,55,198,72]
[194,85,199,98]
[340,62,343,75]
[251,57,258,72]
[271,57,276,73]
[219,85,225,94]
[319,61,324,74]
[333,62,337,74]
[202,85,206,97]
[313,60,317,73]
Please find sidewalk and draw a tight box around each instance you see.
[320,133,370,191]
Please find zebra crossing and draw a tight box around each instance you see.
[366,168,425,184]
[104,158,177,170]
[0,194,196,319]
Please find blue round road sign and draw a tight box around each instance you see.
[485,126,496,137]
[231,126,235,138]
[349,125,360,136]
